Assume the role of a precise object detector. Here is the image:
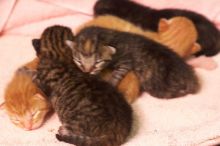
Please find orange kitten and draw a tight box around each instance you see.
[148,17,201,58]
[3,58,51,130]
[76,15,146,36]
[77,15,200,58]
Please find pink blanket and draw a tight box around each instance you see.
[0,0,220,146]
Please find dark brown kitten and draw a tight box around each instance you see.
[94,0,220,56]
[68,26,200,99]
[33,25,132,146]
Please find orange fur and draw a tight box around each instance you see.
[100,69,140,104]
[76,15,146,35]
[4,58,51,130]
[117,71,140,103]
[23,57,39,70]
[154,17,201,58]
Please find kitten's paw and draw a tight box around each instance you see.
[56,126,72,142]
[56,134,63,141]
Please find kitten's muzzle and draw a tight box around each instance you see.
[81,65,95,73]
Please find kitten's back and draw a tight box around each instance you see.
[76,15,146,35]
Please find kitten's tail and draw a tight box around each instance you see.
[56,133,118,146]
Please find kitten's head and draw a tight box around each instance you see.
[32,25,74,63]
[66,36,116,74]
[4,74,51,130]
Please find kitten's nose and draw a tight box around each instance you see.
[23,121,32,130]
[82,65,94,73]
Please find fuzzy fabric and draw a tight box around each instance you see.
[0,0,220,146]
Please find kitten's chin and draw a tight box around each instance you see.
[29,112,48,130]
[90,69,101,75]
[22,120,43,131]
[90,72,96,75]
[18,112,48,130]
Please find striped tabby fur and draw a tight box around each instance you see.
[70,26,200,99]
[32,25,132,146]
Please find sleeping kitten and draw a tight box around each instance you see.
[68,26,200,99]
[33,25,132,146]
[3,58,51,130]
[77,15,200,58]
[94,0,220,56]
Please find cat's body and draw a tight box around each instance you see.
[3,58,51,130]
[34,25,132,146]
[94,0,220,56]
[71,26,200,99]
[77,15,200,58]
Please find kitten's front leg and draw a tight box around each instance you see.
[108,59,133,86]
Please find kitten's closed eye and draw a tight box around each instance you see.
[9,109,48,131]
[73,58,82,66]
[11,117,20,124]
[94,60,105,69]
[32,110,41,119]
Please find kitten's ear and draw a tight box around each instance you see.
[32,39,41,56]
[102,46,116,60]
[0,102,5,110]
[104,46,116,55]
[191,43,201,54]
[33,93,46,101]
[158,18,170,32]
[65,40,75,50]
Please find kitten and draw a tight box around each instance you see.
[3,58,51,130]
[94,0,220,56]
[77,15,200,58]
[68,26,200,99]
[33,25,132,146]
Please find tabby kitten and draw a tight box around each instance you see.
[94,0,220,56]
[33,25,132,146]
[3,58,51,130]
[68,26,200,99]
[77,15,200,58]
